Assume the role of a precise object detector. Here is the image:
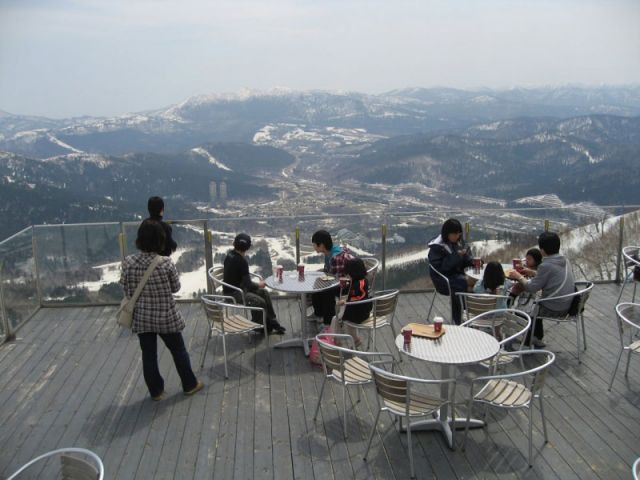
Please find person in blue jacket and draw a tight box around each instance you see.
[427,218,474,324]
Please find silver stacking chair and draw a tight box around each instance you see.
[342,289,400,351]
[531,281,594,363]
[455,292,511,333]
[462,309,532,370]
[200,294,268,378]
[426,263,453,321]
[462,350,555,467]
[7,447,104,480]
[312,333,393,438]
[362,257,380,291]
[616,246,640,304]
[208,265,264,306]
[364,361,456,480]
[633,457,640,480]
[608,302,640,391]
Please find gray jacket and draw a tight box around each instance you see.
[522,254,574,313]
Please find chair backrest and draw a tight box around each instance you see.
[428,263,451,295]
[574,281,594,313]
[633,456,640,480]
[201,294,234,331]
[362,257,380,290]
[530,350,555,394]
[208,266,244,303]
[7,448,104,480]
[463,308,531,347]
[615,302,640,340]
[456,292,509,319]
[372,289,400,320]
[623,246,640,268]
[317,338,348,372]
[369,364,408,405]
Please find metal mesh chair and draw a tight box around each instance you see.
[426,263,452,321]
[362,257,380,291]
[456,292,511,331]
[342,289,399,351]
[532,281,594,363]
[208,265,264,306]
[462,350,555,467]
[616,246,640,304]
[608,302,640,391]
[633,457,640,480]
[200,294,268,378]
[462,309,532,369]
[7,447,104,480]
[312,334,393,438]
[364,361,456,479]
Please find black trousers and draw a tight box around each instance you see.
[312,286,340,325]
[231,288,278,328]
[138,332,198,397]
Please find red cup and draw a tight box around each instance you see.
[512,258,523,272]
[297,263,305,280]
[433,316,443,333]
[473,257,482,273]
[402,329,412,345]
[276,265,284,282]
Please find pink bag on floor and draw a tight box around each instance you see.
[309,325,336,367]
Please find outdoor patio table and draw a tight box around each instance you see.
[395,325,499,449]
[465,263,513,282]
[266,270,338,356]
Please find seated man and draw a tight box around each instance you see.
[508,231,575,347]
[427,218,474,325]
[223,233,285,334]
[310,230,352,325]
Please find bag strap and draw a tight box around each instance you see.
[128,255,162,303]
[547,257,570,299]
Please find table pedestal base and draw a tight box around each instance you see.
[399,412,485,449]
[273,337,312,356]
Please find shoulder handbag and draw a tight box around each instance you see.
[117,256,162,328]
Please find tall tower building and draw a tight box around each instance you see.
[219,181,227,200]
[209,181,217,203]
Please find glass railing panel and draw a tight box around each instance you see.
[34,223,122,304]
[0,227,38,331]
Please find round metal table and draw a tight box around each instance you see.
[464,263,514,282]
[395,325,499,449]
[266,271,338,355]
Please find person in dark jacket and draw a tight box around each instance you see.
[339,258,372,347]
[427,218,474,324]
[223,233,285,334]
[147,196,177,257]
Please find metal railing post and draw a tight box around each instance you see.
[119,222,126,260]
[465,222,471,243]
[615,216,625,285]
[544,219,550,232]
[295,226,300,265]
[204,221,214,294]
[0,259,14,341]
[381,223,387,290]
[31,227,43,307]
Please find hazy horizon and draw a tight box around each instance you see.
[1,0,639,118]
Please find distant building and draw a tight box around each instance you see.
[219,181,227,200]
[209,181,217,203]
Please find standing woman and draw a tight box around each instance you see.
[120,219,203,401]
[427,218,474,324]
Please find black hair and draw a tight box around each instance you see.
[311,230,333,250]
[344,258,367,281]
[233,233,252,252]
[526,248,543,267]
[148,196,164,218]
[538,232,560,255]
[136,219,166,254]
[482,261,505,292]
[441,218,463,240]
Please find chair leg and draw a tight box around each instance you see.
[407,417,415,479]
[609,348,624,391]
[462,398,474,451]
[222,334,228,379]
[372,327,377,351]
[539,396,548,443]
[342,384,348,439]
[357,384,361,403]
[426,291,436,320]
[624,348,633,378]
[313,376,327,422]
[576,320,581,364]
[528,404,534,467]
[581,315,587,351]
[200,329,211,370]
[363,409,382,461]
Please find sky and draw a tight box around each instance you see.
[1,0,639,118]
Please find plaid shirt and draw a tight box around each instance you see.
[120,252,184,334]
[328,246,353,277]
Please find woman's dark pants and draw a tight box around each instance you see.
[138,332,198,397]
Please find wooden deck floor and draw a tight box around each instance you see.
[0,284,639,479]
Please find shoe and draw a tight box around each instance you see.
[151,391,165,401]
[269,322,286,335]
[184,381,204,396]
[531,337,546,348]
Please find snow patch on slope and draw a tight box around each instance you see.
[191,147,232,171]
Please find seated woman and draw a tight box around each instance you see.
[428,218,474,324]
[223,233,286,334]
[339,258,373,347]
[473,261,513,309]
